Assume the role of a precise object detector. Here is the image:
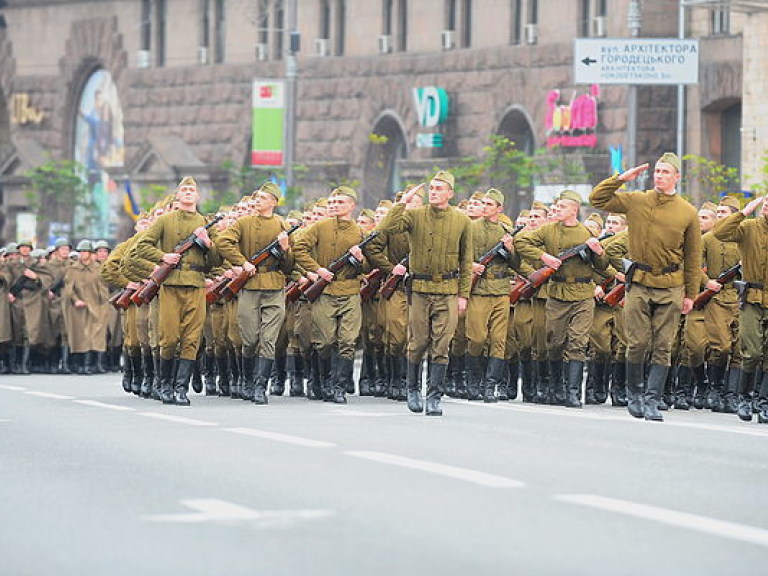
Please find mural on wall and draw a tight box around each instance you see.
[546,84,599,148]
[73,69,125,239]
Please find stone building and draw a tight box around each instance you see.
[0,0,764,244]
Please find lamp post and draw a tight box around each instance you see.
[284,0,298,196]
[626,0,641,181]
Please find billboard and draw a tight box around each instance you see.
[251,80,285,166]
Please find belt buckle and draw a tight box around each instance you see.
[432,273,441,282]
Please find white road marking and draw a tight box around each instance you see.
[74,400,136,412]
[346,450,525,488]
[138,412,218,427]
[0,384,27,391]
[223,427,336,448]
[24,391,75,400]
[555,493,768,548]
[143,498,334,527]
[446,399,768,437]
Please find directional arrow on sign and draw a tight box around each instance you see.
[143,499,334,528]
[581,57,597,66]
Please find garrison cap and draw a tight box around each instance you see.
[699,201,718,214]
[394,191,404,202]
[531,201,548,212]
[559,189,583,204]
[331,186,357,201]
[359,208,375,220]
[287,210,302,221]
[315,197,328,208]
[657,152,681,173]
[586,213,604,228]
[378,199,393,209]
[484,188,505,206]
[75,239,94,252]
[432,170,455,190]
[258,181,282,201]
[719,195,741,210]
[518,209,531,218]
[470,191,485,201]
[178,176,198,188]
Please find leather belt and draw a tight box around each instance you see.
[410,270,460,282]
[634,262,680,275]
[552,276,592,283]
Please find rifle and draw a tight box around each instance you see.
[508,231,614,303]
[214,222,301,303]
[205,275,232,304]
[132,214,223,306]
[110,285,139,310]
[471,224,525,290]
[303,232,379,303]
[360,268,384,301]
[50,277,65,296]
[9,275,38,298]
[603,282,626,307]
[285,278,307,303]
[692,263,741,311]
[380,256,409,300]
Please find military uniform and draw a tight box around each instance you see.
[590,164,702,421]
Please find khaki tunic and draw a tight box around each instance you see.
[10,258,54,347]
[0,262,12,344]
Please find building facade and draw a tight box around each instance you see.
[0,0,764,244]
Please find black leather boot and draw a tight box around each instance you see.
[610,360,628,407]
[140,352,154,398]
[204,353,217,395]
[707,364,727,411]
[566,360,584,408]
[129,353,143,395]
[756,372,768,424]
[674,365,692,410]
[585,361,597,405]
[454,355,467,399]
[466,354,484,401]
[425,362,447,416]
[722,367,740,414]
[240,355,258,401]
[173,358,194,406]
[20,346,31,375]
[643,364,668,421]
[287,355,305,397]
[151,353,162,401]
[253,357,272,405]
[396,356,408,401]
[360,352,375,396]
[121,351,133,393]
[406,360,424,413]
[549,359,565,406]
[320,353,335,402]
[59,346,70,374]
[737,370,756,422]
[445,356,457,397]
[334,356,354,404]
[595,362,609,404]
[520,360,535,402]
[375,353,389,398]
[190,351,203,394]
[388,355,402,400]
[692,364,708,409]
[502,359,518,401]
[158,358,175,404]
[82,351,95,376]
[230,354,242,399]
[270,354,286,396]
[216,355,231,397]
[482,357,500,403]
[308,350,323,400]
[626,362,645,418]
[95,351,107,374]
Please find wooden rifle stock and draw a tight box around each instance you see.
[133,215,223,305]
[603,282,625,307]
[205,276,231,304]
[303,232,379,303]
[471,224,525,291]
[360,268,384,301]
[692,263,741,311]
[111,286,138,310]
[508,231,613,303]
[380,256,409,300]
[285,279,307,303]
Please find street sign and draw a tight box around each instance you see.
[574,38,699,85]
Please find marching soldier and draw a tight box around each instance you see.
[134,176,221,406]
[590,153,702,422]
[0,247,12,372]
[378,171,473,416]
[46,239,71,373]
[216,182,293,405]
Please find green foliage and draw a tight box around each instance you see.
[138,183,170,211]
[25,159,88,210]
[682,154,740,202]
[207,161,307,213]
[533,146,588,187]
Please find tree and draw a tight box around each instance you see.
[682,154,740,203]
[25,159,89,242]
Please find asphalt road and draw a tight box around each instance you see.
[1,372,767,575]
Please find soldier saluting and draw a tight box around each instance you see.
[590,153,701,422]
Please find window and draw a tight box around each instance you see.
[527,0,538,24]
[275,0,284,60]
[460,0,471,47]
[140,0,151,51]
[320,0,331,40]
[578,0,590,37]
[397,0,407,51]
[445,0,457,31]
[214,0,225,63]
[200,0,210,51]
[711,9,729,35]
[335,0,345,56]
[510,0,522,44]
[155,0,166,66]
[383,0,393,36]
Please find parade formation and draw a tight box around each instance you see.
[1,153,766,425]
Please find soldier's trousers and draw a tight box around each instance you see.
[206,302,228,356]
[311,293,361,361]
[624,284,684,366]
[531,297,548,361]
[705,299,740,367]
[679,308,707,368]
[383,290,408,357]
[513,300,534,361]
[237,289,285,359]
[740,302,768,373]
[408,293,459,366]
[292,300,313,354]
[136,302,151,353]
[226,299,242,350]
[122,306,140,353]
[589,304,614,363]
[545,297,594,363]
[466,294,509,359]
[505,305,519,362]
[158,285,206,361]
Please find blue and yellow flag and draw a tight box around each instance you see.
[123,181,140,221]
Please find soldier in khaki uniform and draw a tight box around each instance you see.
[134,177,221,406]
[590,153,702,422]
[517,189,609,408]
[64,240,110,374]
[216,182,293,405]
[46,239,71,373]
[712,194,768,423]
[602,218,630,406]
[294,186,366,404]
[466,189,519,402]
[0,247,13,372]
[378,171,473,416]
